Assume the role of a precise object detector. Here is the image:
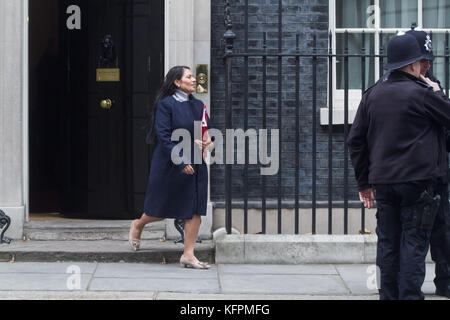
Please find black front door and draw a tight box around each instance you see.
[58,0,164,219]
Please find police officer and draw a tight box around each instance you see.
[348,33,450,300]
[406,27,450,298]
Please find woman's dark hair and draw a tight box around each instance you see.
[146,66,191,146]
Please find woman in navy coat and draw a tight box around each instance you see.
[129,66,213,269]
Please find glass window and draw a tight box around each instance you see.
[429,33,449,85]
[336,0,374,28]
[424,0,450,28]
[336,33,375,89]
[380,0,418,28]
[333,0,450,91]
[380,33,397,52]
[328,0,450,122]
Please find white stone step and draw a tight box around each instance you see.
[23,220,166,241]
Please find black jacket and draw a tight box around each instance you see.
[348,70,450,190]
[426,71,450,150]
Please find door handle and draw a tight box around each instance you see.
[100,99,113,110]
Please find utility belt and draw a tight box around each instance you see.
[401,180,441,231]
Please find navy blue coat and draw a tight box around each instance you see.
[144,95,208,219]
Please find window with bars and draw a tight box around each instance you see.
[322,0,450,125]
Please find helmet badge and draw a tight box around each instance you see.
[424,35,432,52]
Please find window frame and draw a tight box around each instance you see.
[322,0,449,125]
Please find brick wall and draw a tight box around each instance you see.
[210,0,359,205]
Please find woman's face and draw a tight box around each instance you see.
[174,68,196,94]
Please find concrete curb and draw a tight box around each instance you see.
[215,234,432,264]
[0,240,215,264]
[0,291,380,300]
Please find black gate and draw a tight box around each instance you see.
[221,0,450,235]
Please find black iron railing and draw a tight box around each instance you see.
[222,0,450,235]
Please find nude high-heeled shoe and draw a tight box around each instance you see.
[180,255,210,269]
[198,261,210,268]
[129,221,141,251]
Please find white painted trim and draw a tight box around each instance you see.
[328,0,335,31]
[374,0,380,30]
[23,0,29,222]
[329,0,336,108]
[323,0,450,126]
[374,0,380,81]
[335,28,449,33]
[418,0,423,29]
[320,90,361,125]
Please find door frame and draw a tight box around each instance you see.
[23,0,29,222]
[24,0,167,220]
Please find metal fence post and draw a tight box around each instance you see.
[445,31,449,99]
[328,30,334,235]
[343,31,349,234]
[224,0,235,235]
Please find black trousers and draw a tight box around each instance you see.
[374,181,436,300]
[431,180,450,291]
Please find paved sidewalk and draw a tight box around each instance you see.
[0,240,215,263]
[0,262,446,300]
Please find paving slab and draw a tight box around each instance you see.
[155,292,379,300]
[220,274,349,295]
[335,264,441,296]
[88,277,219,293]
[0,262,97,274]
[94,263,218,279]
[0,273,92,291]
[0,291,446,300]
[0,240,188,252]
[340,280,379,295]
[0,262,445,300]
[424,264,437,282]
[335,264,378,295]
[219,264,337,275]
[338,282,441,298]
[0,291,156,300]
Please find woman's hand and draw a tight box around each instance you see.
[182,164,195,175]
[194,139,214,151]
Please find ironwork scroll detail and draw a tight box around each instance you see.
[0,210,11,244]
